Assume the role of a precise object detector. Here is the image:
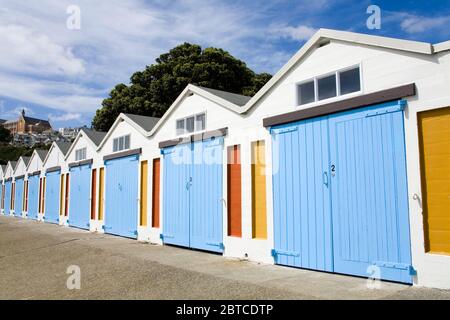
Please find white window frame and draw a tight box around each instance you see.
[295,64,362,108]
[113,134,131,153]
[175,111,207,136]
[75,147,87,161]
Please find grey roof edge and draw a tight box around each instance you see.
[195,86,252,106]
[123,113,161,132]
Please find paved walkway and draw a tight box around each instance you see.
[1,215,449,300]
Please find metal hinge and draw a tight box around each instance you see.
[160,233,174,239]
[206,242,225,250]
[365,103,405,117]
[270,126,298,135]
[103,225,112,230]
[373,261,416,275]
[129,230,138,236]
[271,249,300,257]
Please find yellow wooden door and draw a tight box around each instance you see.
[140,161,148,226]
[418,107,450,254]
[251,140,267,239]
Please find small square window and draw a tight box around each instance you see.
[318,74,337,101]
[186,116,195,133]
[176,119,185,135]
[118,137,124,151]
[339,67,360,95]
[297,81,315,105]
[196,113,205,131]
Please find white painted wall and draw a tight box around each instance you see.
[40,144,68,224]
[2,36,449,290]
[98,120,150,238]
[65,133,104,231]
[240,41,450,289]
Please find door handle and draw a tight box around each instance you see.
[186,177,192,190]
[323,172,328,187]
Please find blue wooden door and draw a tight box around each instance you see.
[28,175,39,220]
[45,171,60,224]
[4,181,11,215]
[190,138,224,253]
[162,144,191,247]
[271,117,333,271]
[14,178,24,217]
[329,101,413,283]
[162,138,224,253]
[104,155,139,238]
[69,164,91,229]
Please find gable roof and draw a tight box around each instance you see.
[7,161,17,173]
[146,84,250,137]
[25,149,46,171]
[97,113,161,150]
[35,150,48,162]
[42,141,71,166]
[65,127,107,159]
[237,28,442,114]
[80,127,107,146]
[56,141,71,156]
[196,87,251,106]
[21,156,30,166]
[13,156,30,174]
[123,114,160,132]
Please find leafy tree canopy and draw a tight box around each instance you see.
[92,43,271,131]
[0,126,12,143]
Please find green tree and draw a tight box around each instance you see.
[92,43,271,131]
[0,126,12,143]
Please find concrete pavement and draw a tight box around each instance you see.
[1,215,449,300]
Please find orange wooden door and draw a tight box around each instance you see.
[152,158,160,228]
[227,145,242,237]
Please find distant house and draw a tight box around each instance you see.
[2,109,52,134]
[0,119,6,125]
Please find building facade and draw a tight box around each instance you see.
[2,110,52,134]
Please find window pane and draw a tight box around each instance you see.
[176,119,185,135]
[339,67,360,95]
[124,135,130,149]
[113,139,118,152]
[196,113,205,131]
[186,117,195,133]
[118,137,124,151]
[298,81,315,105]
[318,74,337,100]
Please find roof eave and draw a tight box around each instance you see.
[241,28,434,113]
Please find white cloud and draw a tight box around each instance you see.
[0,0,323,122]
[269,24,317,41]
[0,73,104,113]
[48,113,82,122]
[400,14,450,34]
[0,24,85,76]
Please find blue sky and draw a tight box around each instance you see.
[0,0,449,129]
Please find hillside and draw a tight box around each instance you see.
[0,143,50,165]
